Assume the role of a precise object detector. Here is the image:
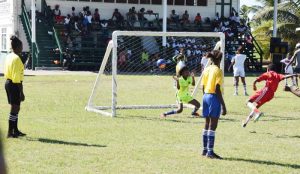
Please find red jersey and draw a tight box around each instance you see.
[256,71,285,93]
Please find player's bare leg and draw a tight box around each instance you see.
[189,99,200,117]
[160,103,183,118]
[241,77,248,96]
[242,110,254,127]
[234,76,239,96]
[243,102,263,127]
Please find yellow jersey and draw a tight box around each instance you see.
[4,53,24,83]
[201,65,223,94]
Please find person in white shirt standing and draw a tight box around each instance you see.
[228,47,248,96]
[280,53,296,86]
[200,53,209,73]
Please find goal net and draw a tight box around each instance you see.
[86,31,225,117]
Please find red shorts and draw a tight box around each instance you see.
[249,87,274,108]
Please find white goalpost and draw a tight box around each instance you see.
[86,31,225,117]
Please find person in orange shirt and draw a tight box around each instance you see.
[194,13,202,26]
[4,36,26,138]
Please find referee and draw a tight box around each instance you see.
[4,36,26,138]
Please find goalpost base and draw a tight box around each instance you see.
[86,104,196,117]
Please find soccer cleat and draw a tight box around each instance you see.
[206,152,223,159]
[254,112,264,122]
[284,85,291,91]
[15,130,26,137]
[201,150,207,156]
[234,92,238,96]
[7,131,18,138]
[191,112,200,118]
[244,92,249,96]
[242,122,247,128]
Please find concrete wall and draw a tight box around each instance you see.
[43,0,239,21]
[0,52,8,74]
[0,0,30,53]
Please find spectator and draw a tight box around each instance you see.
[131,7,136,14]
[229,12,235,21]
[53,4,63,23]
[181,10,190,25]
[64,14,71,34]
[215,12,220,21]
[234,13,240,23]
[86,11,92,32]
[71,7,76,18]
[81,7,87,16]
[138,8,148,28]
[111,8,124,27]
[141,50,149,64]
[194,13,202,25]
[94,8,100,23]
[245,34,253,50]
[74,17,81,33]
[170,10,179,25]
[127,8,136,27]
[118,48,127,70]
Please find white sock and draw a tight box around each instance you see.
[234,85,238,93]
[247,102,256,111]
[243,84,247,93]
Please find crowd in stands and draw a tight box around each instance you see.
[44,4,255,71]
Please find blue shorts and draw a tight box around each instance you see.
[202,93,221,118]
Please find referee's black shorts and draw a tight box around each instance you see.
[5,79,21,105]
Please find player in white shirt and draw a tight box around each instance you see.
[228,47,248,96]
[281,53,296,86]
[200,53,209,72]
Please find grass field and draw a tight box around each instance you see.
[0,74,300,174]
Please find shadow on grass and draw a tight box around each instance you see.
[26,137,106,148]
[255,114,300,123]
[117,114,240,124]
[224,157,300,169]
[117,115,199,124]
[276,135,300,139]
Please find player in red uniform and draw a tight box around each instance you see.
[243,64,299,127]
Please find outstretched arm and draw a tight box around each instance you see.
[191,72,195,86]
[173,76,180,90]
[253,79,259,91]
[228,59,235,72]
[287,49,300,68]
[283,74,299,80]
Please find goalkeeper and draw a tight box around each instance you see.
[161,65,201,118]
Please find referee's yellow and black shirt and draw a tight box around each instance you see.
[4,53,24,83]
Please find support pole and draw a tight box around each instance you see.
[162,0,167,46]
[273,0,278,37]
[31,0,36,69]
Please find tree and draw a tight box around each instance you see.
[251,0,300,59]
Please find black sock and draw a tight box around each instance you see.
[191,107,199,114]
[8,113,18,134]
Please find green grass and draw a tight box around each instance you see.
[0,74,300,174]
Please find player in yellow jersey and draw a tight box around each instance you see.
[160,66,201,118]
[4,36,26,138]
[201,50,226,159]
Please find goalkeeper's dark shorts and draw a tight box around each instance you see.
[5,79,21,105]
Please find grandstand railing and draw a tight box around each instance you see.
[42,0,64,65]
[249,31,264,66]
[53,27,63,63]
[21,0,40,68]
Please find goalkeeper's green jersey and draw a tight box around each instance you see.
[178,76,192,95]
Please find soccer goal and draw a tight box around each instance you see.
[86,31,225,117]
